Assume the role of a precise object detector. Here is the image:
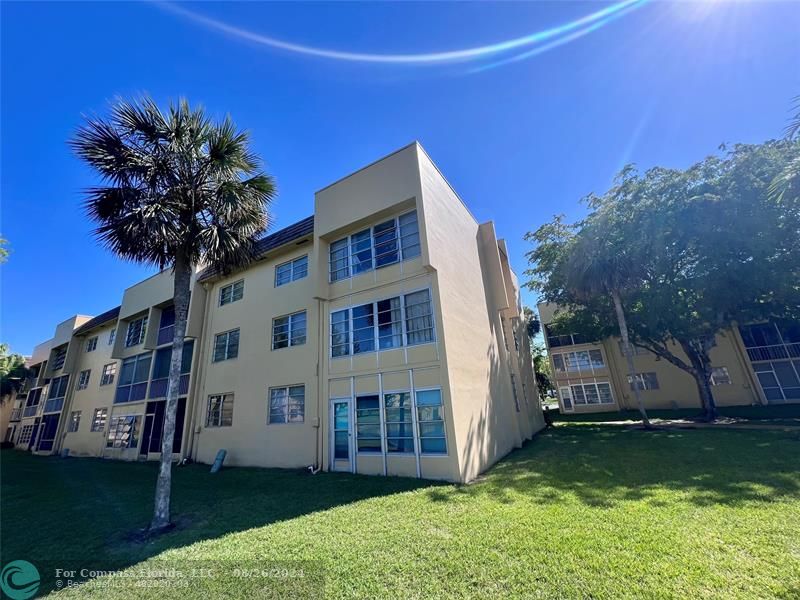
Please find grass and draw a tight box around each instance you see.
[2,425,799,598]
[552,403,800,425]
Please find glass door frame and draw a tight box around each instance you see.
[329,397,354,473]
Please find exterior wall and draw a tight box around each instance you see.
[61,323,118,457]
[417,147,543,482]
[539,302,765,413]
[190,240,319,469]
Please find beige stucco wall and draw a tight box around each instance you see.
[418,147,543,482]
[61,322,118,457]
[190,241,319,469]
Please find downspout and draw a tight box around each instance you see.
[315,296,323,470]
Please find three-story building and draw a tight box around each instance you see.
[13,143,545,483]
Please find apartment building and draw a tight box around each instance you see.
[11,143,544,483]
[538,302,800,414]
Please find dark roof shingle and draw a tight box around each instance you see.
[198,216,314,282]
[73,306,121,336]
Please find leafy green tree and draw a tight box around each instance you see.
[0,344,32,398]
[530,341,554,402]
[72,97,276,532]
[527,140,800,421]
[0,237,9,264]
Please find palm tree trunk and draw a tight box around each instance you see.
[611,289,652,429]
[150,256,191,532]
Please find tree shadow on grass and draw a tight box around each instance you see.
[0,452,440,595]
[428,425,800,509]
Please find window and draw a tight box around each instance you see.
[356,395,381,453]
[86,337,98,352]
[91,408,108,432]
[219,280,244,306]
[331,310,350,358]
[404,289,434,345]
[417,389,446,454]
[115,352,152,403]
[45,375,69,412]
[108,329,116,346]
[513,322,520,353]
[552,350,605,373]
[328,210,421,282]
[272,312,307,349]
[571,382,614,405]
[711,367,732,386]
[544,325,592,348]
[77,370,91,390]
[52,347,67,371]
[206,394,234,427]
[375,300,401,351]
[100,363,117,386]
[351,229,373,273]
[213,329,240,362]
[268,386,305,424]
[618,341,648,356]
[19,425,34,445]
[125,316,148,347]
[330,290,435,357]
[68,411,81,432]
[157,306,176,346]
[151,342,194,379]
[275,255,308,287]
[628,372,660,391]
[106,415,142,449]
[384,392,414,453]
[352,303,376,354]
[329,239,350,282]
[510,374,520,412]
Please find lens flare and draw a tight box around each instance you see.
[156,0,649,66]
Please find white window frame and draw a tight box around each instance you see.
[206,393,234,427]
[213,329,240,362]
[415,387,447,456]
[91,407,108,432]
[268,385,305,424]
[275,255,308,287]
[328,210,421,282]
[77,369,91,390]
[68,411,81,432]
[329,287,435,358]
[100,363,117,386]
[219,280,245,306]
[108,329,116,346]
[106,414,142,449]
[125,316,148,348]
[552,349,605,374]
[86,337,98,352]
[569,381,615,405]
[271,311,307,350]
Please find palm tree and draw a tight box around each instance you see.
[71,97,276,532]
[565,215,652,429]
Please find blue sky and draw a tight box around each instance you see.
[2,1,798,354]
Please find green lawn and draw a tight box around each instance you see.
[2,425,799,598]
